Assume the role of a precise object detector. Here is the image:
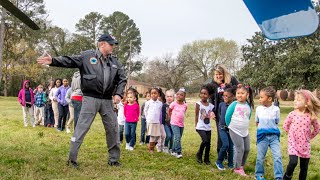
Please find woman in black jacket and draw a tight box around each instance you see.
[207,64,238,154]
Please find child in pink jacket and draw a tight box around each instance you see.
[283,90,320,180]
[18,80,35,127]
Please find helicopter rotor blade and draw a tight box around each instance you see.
[0,0,40,30]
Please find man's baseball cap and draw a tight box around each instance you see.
[98,34,118,45]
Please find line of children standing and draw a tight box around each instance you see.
[115,87,188,158]
[114,83,320,179]
[17,76,83,134]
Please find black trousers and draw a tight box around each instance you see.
[284,155,310,180]
[196,130,211,162]
[58,104,69,130]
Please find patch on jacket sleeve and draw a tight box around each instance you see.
[89,57,98,64]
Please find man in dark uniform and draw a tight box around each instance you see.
[37,34,127,167]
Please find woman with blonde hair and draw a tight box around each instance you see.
[207,64,239,154]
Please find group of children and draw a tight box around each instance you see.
[198,84,319,180]
[115,87,188,158]
[115,84,320,180]
[17,71,83,134]
[18,77,320,179]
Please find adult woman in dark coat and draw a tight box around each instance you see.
[207,64,238,154]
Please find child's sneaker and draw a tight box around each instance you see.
[215,161,225,170]
[171,152,177,157]
[24,124,28,127]
[128,146,134,151]
[125,143,130,150]
[176,153,182,159]
[255,175,266,180]
[234,167,247,176]
[156,146,162,152]
[66,127,71,133]
[32,124,36,128]
[139,142,144,145]
[163,147,169,154]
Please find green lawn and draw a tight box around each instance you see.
[1,96,320,179]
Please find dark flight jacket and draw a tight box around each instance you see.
[50,50,127,99]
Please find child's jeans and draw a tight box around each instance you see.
[140,118,149,143]
[217,126,234,167]
[171,125,184,154]
[44,104,54,126]
[229,129,250,168]
[255,134,283,179]
[125,122,137,147]
[164,124,173,149]
[119,124,124,143]
[156,124,166,150]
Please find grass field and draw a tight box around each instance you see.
[1,96,320,179]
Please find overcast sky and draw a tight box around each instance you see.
[45,0,260,59]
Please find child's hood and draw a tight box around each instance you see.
[73,71,80,79]
[22,80,30,89]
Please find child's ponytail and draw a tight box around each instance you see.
[247,85,254,109]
